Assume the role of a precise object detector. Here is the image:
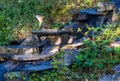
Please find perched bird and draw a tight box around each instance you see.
[34,15,44,29]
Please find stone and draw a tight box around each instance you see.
[40,45,60,55]
[20,34,39,46]
[97,2,115,12]
[98,64,120,81]
[0,46,39,54]
[62,22,79,34]
[88,15,107,27]
[0,46,60,61]
[0,61,20,81]
[98,73,120,81]
[32,29,71,36]
[98,75,114,81]
[63,49,79,67]
[25,65,53,71]
[112,65,120,73]
[72,12,88,21]
[80,8,107,15]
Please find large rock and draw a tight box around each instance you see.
[63,49,79,67]
[0,46,60,61]
[0,46,39,54]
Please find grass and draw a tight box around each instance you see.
[0,0,107,45]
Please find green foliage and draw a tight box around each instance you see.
[0,0,101,45]
[72,24,120,80]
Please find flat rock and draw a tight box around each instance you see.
[0,46,60,61]
[25,65,53,71]
[0,46,39,54]
[80,8,107,15]
[32,29,71,36]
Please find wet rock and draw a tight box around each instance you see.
[63,49,79,67]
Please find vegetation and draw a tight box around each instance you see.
[0,0,120,81]
[0,0,107,45]
[26,24,120,81]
